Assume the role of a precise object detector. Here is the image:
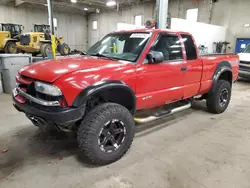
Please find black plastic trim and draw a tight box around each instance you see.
[209,61,232,94]
[200,53,236,57]
[13,96,85,124]
[72,80,136,113]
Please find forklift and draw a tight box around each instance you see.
[0,23,23,53]
[16,24,70,57]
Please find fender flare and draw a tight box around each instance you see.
[209,61,232,94]
[72,80,136,114]
[4,39,17,47]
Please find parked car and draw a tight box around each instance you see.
[238,44,250,78]
[12,28,239,165]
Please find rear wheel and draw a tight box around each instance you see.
[4,41,17,53]
[59,43,70,56]
[206,80,231,114]
[77,103,135,165]
[40,43,52,57]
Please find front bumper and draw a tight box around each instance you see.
[12,88,85,125]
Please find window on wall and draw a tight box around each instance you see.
[134,15,142,27]
[92,21,98,30]
[186,8,198,22]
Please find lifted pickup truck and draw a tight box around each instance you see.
[13,28,239,165]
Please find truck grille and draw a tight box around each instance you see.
[20,34,30,45]
[239,61,250,72]
[16,74,60,101]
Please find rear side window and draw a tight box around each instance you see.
[181,34,197,60]
[152,34,183,61]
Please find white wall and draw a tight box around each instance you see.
[88,2,155,47]
[171,18,227,53]
[0,4,88,51]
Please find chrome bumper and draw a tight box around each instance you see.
[14,87,61,107]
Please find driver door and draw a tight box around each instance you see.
[136,33,186,109]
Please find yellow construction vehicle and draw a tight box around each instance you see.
[0,23,23,53]
[16,24,70,57]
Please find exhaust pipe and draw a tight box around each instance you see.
[134,102,191,124]
[26,114,48,127]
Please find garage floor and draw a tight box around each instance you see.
[1,81,250,188]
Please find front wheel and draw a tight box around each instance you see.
[4,42,17,53]
[40,43,52,57]
[77,103,135,165]
[206,80,231,114]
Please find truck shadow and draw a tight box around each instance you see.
[0,101,207,180]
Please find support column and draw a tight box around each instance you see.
[156,0,169,29]
[47,0,56,59]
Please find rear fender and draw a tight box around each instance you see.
[209,61,232,94]
[72,80,136,114]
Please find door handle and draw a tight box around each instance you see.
[181,66,187,71]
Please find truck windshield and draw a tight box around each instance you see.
[242,44,250,53]
[87,32,151,62]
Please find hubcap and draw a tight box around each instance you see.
[219,88,229,107]
[64,46,69,54]
[9,45,16,53]
[98,119,126,153]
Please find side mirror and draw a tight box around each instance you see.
[147,50,164,64]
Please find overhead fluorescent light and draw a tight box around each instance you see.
[106,0,116,6]
[96,8,100,13]
[84,8,88,11]
[71,0,77,3]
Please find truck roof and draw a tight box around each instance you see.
[113,28,191,35]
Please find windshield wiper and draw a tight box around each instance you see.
[89,53,118,61]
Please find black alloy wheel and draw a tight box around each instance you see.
[98,119,126,153]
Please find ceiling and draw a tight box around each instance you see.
[0,0,154,14]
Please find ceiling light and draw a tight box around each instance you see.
[84,8,88,11]
[71,0,77,3]
[106,0,116,6]
[96,8,100,13]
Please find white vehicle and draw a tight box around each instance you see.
[238,44,250,78]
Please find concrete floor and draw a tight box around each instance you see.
[1,81,250,188]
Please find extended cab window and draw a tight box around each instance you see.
[181,34,197,60]
[151,34,183,61]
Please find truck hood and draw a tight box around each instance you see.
[19,56,130,82]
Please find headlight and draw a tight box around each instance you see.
[35,81,62,96]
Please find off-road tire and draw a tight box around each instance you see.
[77,103,135,165]
[59,43,70,56]
[4,41,17,53]
[206,80,231,114]
[40,43,52,57]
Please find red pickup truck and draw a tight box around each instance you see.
[13,29,239,165]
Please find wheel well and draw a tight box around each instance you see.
[86,88,136,114]
[218,71,232,85]
[4,40,15,46]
